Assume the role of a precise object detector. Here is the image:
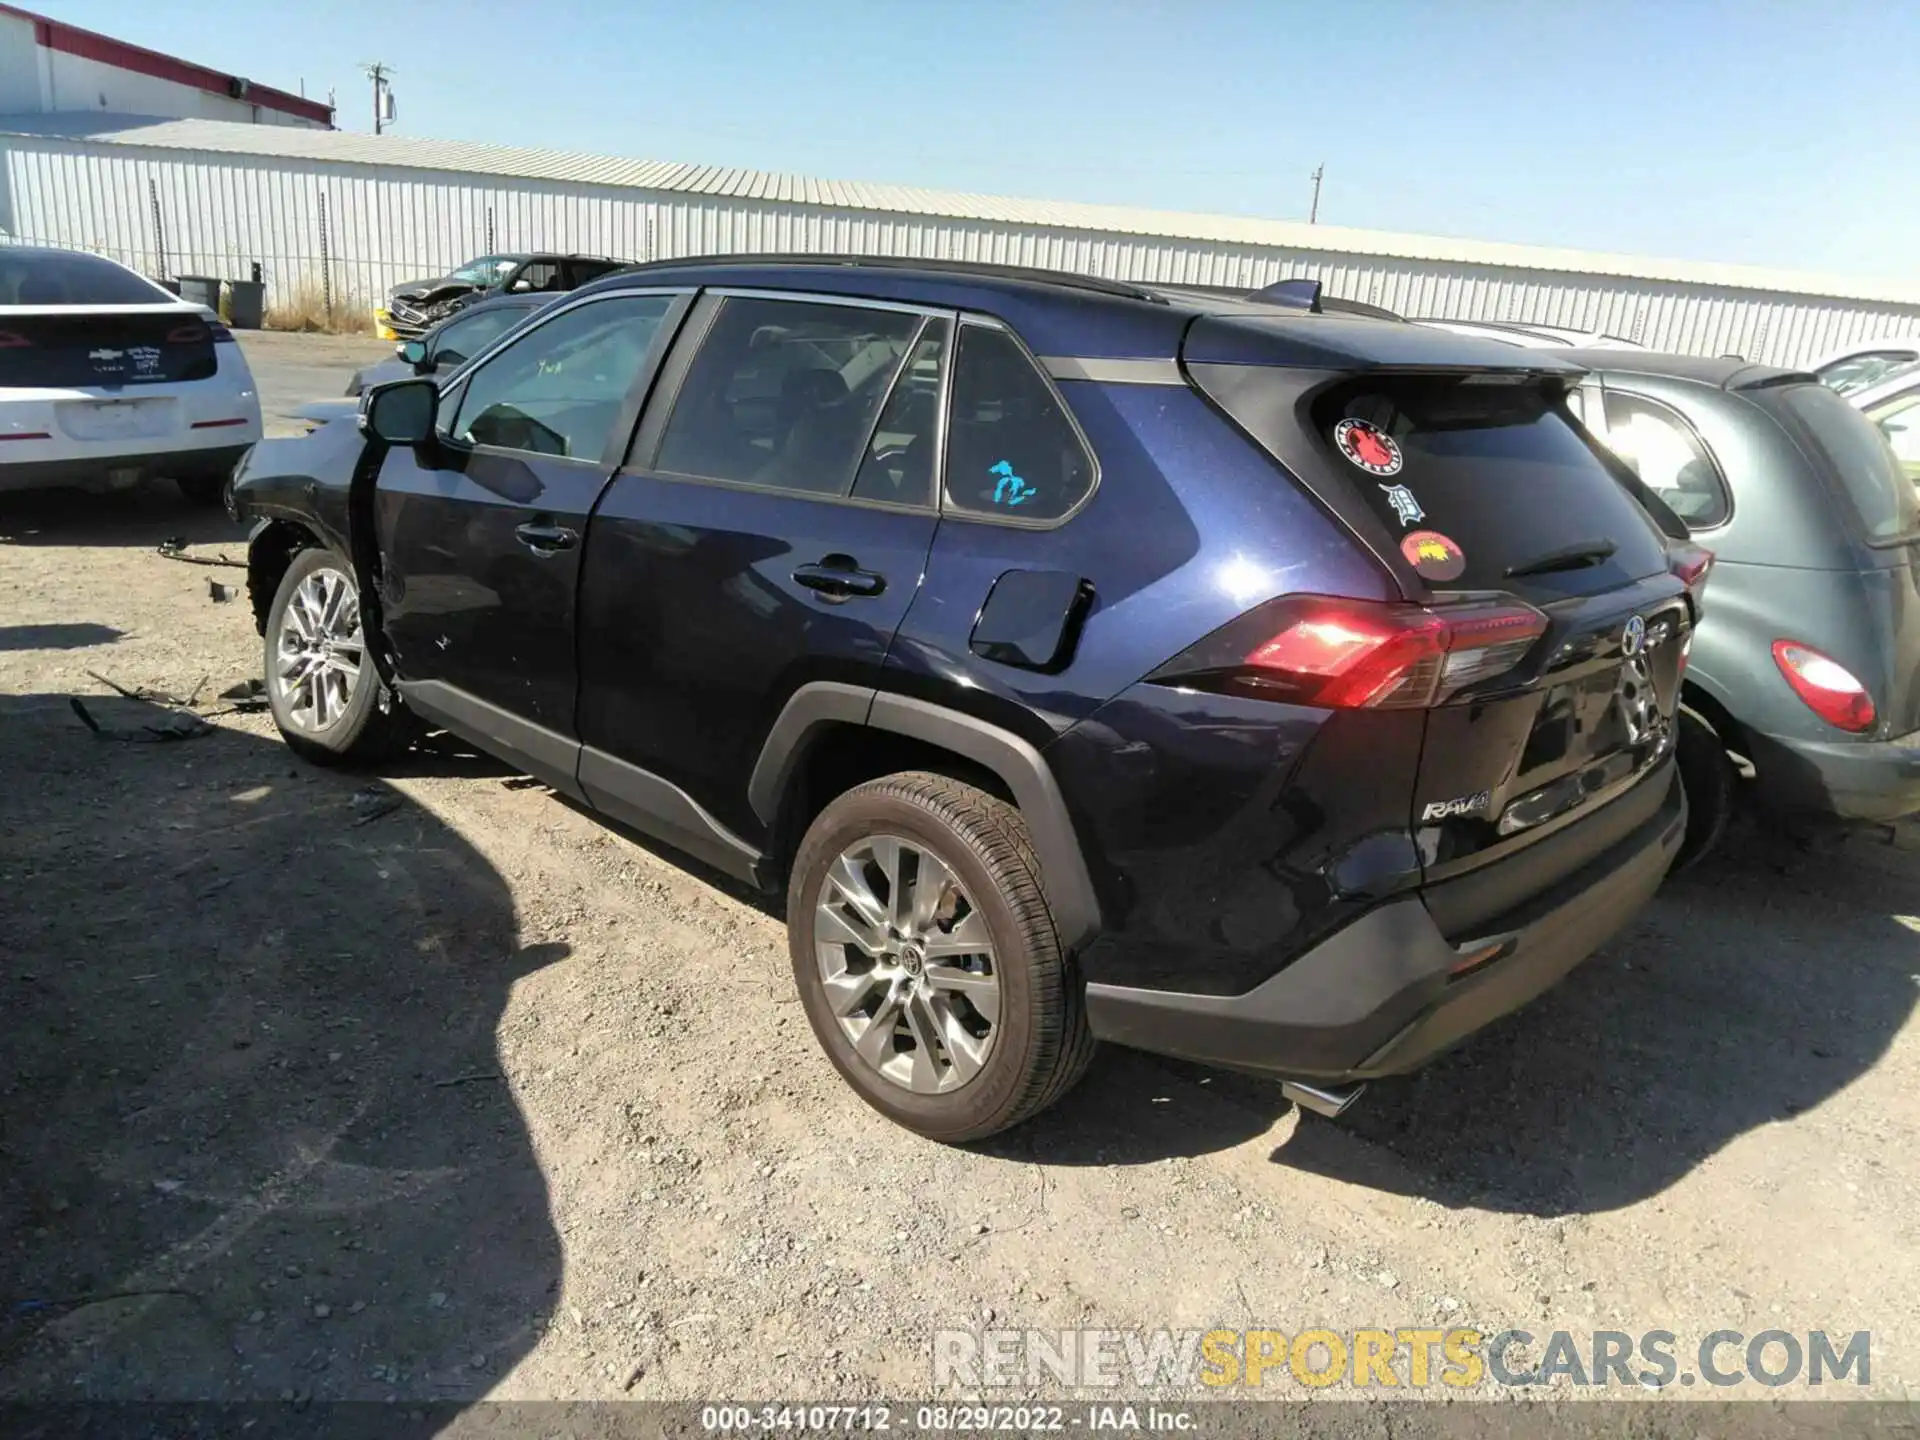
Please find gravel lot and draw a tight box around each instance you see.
[2,332,1917,1411]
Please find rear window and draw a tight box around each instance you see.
[0,249,171,306]
[1777,381,1920,543]
[1309,375,1670,595]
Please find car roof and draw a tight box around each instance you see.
[576,253,1563,365]
[1558,348,1814,390]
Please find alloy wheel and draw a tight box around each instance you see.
[813,834,1000,1094]
[274,566,365,732]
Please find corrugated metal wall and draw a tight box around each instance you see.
[6,131,1919,366]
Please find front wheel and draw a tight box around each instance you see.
[787,772,1095,1143]
[265,547,414,766]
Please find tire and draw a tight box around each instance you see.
[787,771,1096,1143]
[176,473,227,507]
[264,546,414,766]
[1672,707,1736,873]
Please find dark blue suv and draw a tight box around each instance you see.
[231,256,1704,1141]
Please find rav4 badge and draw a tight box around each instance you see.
[1422,791,1491,822]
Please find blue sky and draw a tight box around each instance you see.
[42,0,1920,280]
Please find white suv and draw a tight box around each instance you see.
[0,246,263,503]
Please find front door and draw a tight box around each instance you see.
[373,289,688,771]
[576,293,951,844]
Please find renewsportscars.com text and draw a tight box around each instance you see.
[933,1327,1871,1391]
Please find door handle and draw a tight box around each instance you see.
[792,559,886,600]
[514,522,578,554]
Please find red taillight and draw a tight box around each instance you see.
[1155,595,1548,710]
[0,329,31,349]
[1668,541,1713,591]
[1772,640,1875,733]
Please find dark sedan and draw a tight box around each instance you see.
[1561,350,1920,860]
[380,252,630,338]
[347,293,548,397]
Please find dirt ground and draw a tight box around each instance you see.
[2,333,1917,1412]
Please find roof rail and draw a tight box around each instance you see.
[601,252,1168,303]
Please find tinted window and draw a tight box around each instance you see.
[0,249,171,306]
[654,296,921,496]
[450,294,674,461]
[850,321,947,508]
[431,307,527,368]
[1777,382,1920,542]
[944,324,1096,521]
[507,261,563,294]
[1309,375,1670,596]
[1601,391,1730,528]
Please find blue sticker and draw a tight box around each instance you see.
[990,460,1035,507]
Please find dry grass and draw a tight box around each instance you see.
[263,280,376,335]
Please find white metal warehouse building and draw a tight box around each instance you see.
[4,111,1918,368]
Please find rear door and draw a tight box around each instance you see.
[576,291,947,842]
[1188,354,1691,922]
[1303,374,1690,895]
[372,289,688,776]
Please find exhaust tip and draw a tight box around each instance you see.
[1281,1079,1366,1119]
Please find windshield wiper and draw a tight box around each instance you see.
[1504,538,1617,578]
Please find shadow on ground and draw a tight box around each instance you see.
[1009,824,1917,1218]
[0,694,563,1402]
[0,485,245,549]
[0,624,124,653]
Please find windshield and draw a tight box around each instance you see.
[1778,381,1920,542]
[0,249,173,306]
[447,255,522,287]
[1863,383,1920,486]
[1818,350,1920,397]
[1306,374,1671,597]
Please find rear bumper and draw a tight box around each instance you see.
[1748,726,1920,822]
[1083,770,1684,1081]
[0,443,252,493]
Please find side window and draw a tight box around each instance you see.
[508,261,562,294]
[449,293,676,462]
[1867,388,1920,483]
[431,308,522,369]
[1600,390,1731,529]
[944,323,1096,522]
[850,320,947,508]
[653,296,922,497]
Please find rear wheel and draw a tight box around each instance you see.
[1672,707,1736,872]
[265,547,414,766]
[787,772,1095,1143]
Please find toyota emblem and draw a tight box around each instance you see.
[1622,614,1647,657]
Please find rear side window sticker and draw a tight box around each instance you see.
[989,459,1035,507]
[1379,483,1425,527]
[1335,417,1403,476]
[1401,529,1466,582]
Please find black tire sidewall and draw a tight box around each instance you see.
[1673,708,1735,872]
[787,787,1049,1141]
[265,547,381,761]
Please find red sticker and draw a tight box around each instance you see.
[1401,529,1466,582]
[1334,418,1403,476]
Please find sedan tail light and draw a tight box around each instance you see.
[1772,639,1875,733]
[1151,595,1549,710]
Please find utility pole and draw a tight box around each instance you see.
[1309,164,1324,224]
[362,62,393,134]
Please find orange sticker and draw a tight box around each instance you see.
[1401,529,1466,582]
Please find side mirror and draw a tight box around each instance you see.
[400,339,429,369]
[361,377,438,446]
